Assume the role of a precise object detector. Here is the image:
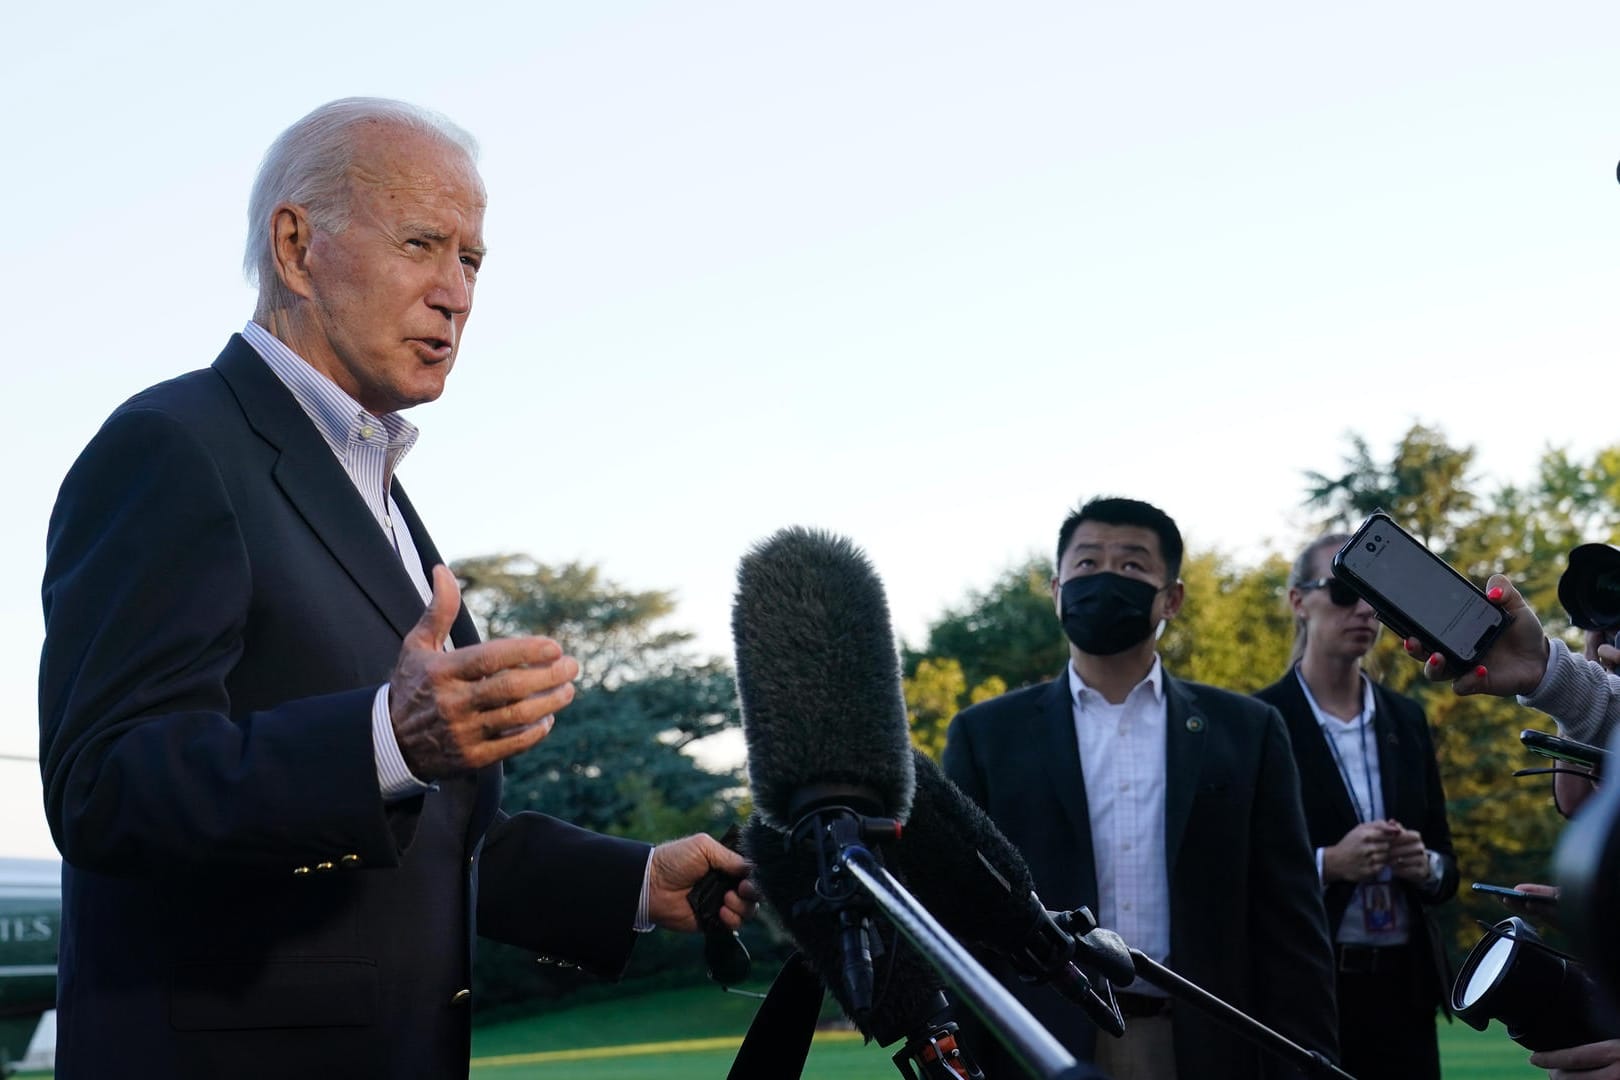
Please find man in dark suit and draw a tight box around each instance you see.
[944,496,1337,1079]
[37,98,752,1080]
[1254,533,1457,1080]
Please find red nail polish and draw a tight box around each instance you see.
[1488,587,1503,601]
[1475,666,1488,678]
[1428,653,1443,667]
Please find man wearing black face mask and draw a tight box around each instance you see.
[944,497,1337,1080]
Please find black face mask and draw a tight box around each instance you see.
[1059,572,1163,656]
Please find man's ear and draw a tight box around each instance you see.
[269,204,317,301]
[1161,580,1186,621]
[1050,575,1063,617]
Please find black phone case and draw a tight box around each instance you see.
[1330,511,1509,668]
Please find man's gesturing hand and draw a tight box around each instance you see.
[390,565,578,779]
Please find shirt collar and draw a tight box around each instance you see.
[242,321,419,461]
[1294,666,1377,731]
[1068,654,1165,707]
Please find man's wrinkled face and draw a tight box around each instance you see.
[296,125,486,415]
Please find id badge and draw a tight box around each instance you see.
[1362,882,1396,933]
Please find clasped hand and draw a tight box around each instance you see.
[1324,820,1428,884]
[389,565,577,779]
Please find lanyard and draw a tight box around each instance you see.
[1321,715,1380,823]
[1295,668,1381,822]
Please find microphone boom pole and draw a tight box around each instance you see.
[839,844,1094,1080]
[1125,948,1354,1080]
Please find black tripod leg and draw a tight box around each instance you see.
[726,952,825,1080]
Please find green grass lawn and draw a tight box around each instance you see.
[464,986,1545,1078]
[12,987,1547,1078]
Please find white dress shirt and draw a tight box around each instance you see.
[1068,657,1170,991]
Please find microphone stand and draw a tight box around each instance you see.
[889,994,986,1080]
[1125,947,1354,1080]
[840,844,1092,1080]
[787,793,1093,1080]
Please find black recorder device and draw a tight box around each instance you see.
[1331,511,1510,669]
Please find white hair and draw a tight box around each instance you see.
[245,97,480,315]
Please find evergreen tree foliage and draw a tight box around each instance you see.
[450,555,750,1010]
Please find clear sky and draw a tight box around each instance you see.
[2,1,1617,858]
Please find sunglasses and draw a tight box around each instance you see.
[1298,577,1361,607]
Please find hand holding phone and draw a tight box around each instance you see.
[1399,573,1555,699]
[1584,629,1620,673]
[1471,882,1561,929]
[1471,882,1558,905]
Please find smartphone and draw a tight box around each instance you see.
[1331,512,1509,668]
[1470,882,1558,907]
[1521,729,1607,777]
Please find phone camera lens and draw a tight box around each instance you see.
[1373,535,1383,543]
[1366,542,1376,552]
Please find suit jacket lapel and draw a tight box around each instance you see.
[1370,682,1403,823]
[1278,671,1361,833]
[1039,673,1099,912]
[392,481,480,648]
[214,335,439,642]
[1163,676,1207,871]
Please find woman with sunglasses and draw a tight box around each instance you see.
[1254,533,1458,1080]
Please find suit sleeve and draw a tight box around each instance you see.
[475,809,652,978]
[1247,705,1340,1072]
[39,407,410,876]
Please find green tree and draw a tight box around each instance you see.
[900,556,1059,756]
[451,555,746,1010]
[903,556,1067,693]
[901,422,1620,961]
[905,657,1006,760]
[1304,423,1479,551]
[1161,550,1295,692]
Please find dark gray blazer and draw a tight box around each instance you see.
[944,667,1338,1079]
[39,336,650,1080]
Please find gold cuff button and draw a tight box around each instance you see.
[450,989,471,1006]
[314,861,335,872]
[339,854,362,869]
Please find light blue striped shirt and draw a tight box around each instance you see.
[243,321,433,801]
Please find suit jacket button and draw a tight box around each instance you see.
[292,866,311,876]
[450,989,471,1006]
[314,861,335,872]
[339,854,362,869]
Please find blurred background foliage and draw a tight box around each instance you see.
[902,421,1620,958]
[461,421,1620,1012]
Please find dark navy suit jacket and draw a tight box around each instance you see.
[39,336,649,1079]
[944,667,1338,1079]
